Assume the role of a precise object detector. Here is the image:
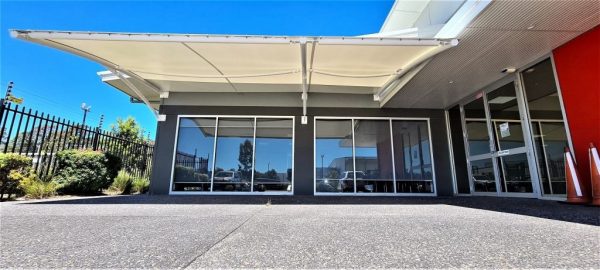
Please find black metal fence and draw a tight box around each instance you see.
[0,100,154,178]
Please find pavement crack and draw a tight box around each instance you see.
[179,207,265,269]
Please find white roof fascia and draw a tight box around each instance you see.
[360,28,419,38]
[435,0,492,39]
[10,29,452,46]
[97,70,123,82]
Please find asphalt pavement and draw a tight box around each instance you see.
[1,195,598,269]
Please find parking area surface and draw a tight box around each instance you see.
[1,196,599,269]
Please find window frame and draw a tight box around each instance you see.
[313,116,437,196]
[169,115,295,195]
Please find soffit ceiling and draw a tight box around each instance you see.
[384,0,600,109]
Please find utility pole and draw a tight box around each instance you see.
[81,103,91,126]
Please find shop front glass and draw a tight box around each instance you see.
[315,117,435,195]
[521,58,570,196]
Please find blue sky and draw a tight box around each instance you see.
[0,0,392,138]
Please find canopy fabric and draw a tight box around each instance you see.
[11,30,457,110]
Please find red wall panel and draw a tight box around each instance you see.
[552,25,600,189]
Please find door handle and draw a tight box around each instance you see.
[497,150,510,156]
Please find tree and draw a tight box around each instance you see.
[111,116,145,142]
[238,139,253,180]
[108,116,153,176]
[264,169,278,180]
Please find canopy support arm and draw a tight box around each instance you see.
[110,68,159,119]
[300,40,308,124]
[375,39,458,106]
[115,69,164,96]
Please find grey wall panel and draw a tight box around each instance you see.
[448,106,470,194]
[149,114,178,195]
[151,105,454,196]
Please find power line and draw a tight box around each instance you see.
[12,87,85,115]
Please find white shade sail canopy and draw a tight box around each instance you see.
[11,30,457,113]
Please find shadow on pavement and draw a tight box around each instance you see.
[21,195,600,226]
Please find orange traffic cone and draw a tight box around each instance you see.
[564,147,591,204]
[589,143,600,206]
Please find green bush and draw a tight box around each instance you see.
[109,170,133,194]
[131,177,150,194]
[104,153,122,182]
[0,153,33,200]
[53,150,117,194]
[19,174,59,199]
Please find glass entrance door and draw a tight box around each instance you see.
[487,82,535,194]
[462,78,540,197]
[463,94,498,193]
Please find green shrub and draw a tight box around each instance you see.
[109,170,133,194]
[104,153,122,182]
[19,174,59,199]
[53,150,116,194]
[131,177,150,194]
[0,153,33,200]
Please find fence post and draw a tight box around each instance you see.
[92,127,100,151]
[0,99,5,129]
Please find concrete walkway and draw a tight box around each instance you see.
[1,196,598,269]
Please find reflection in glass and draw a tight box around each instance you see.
[488,82,526,150]
[172,117,215,192]
[253,119,293,192]
[315,120,354,193]
[532,122,568,195]
[213,118,254,192]
[464,96,491,156]
[353,120,393,193]
[522,58,569,196]
[492,121,525,150]
[471,158,496,192]
[498,153,532,192]
[392,120,433,193]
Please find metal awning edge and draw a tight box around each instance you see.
[10,29,456,46]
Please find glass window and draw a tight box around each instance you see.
[470,158,496,192]
[253,118,293,192]
[353,120,394,193]
[213,118,254,192]
[172,116,294,194]
[463,96,491,156]
[172,117,215,192]
[487,82,526,150]
[497,153,532,193]
[522,58,570,196]
[392,120,433,193]
[315,119,354,193]
[315,118,434,194]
